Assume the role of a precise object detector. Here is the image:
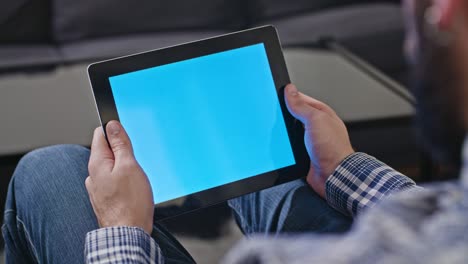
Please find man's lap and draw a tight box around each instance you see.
[2,144,351,263]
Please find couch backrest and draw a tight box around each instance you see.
[0,0,51,44]
[247,0,377,23]
[0,0,401,45]
[52,0,247,43]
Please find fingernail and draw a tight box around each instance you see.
[288,85,299,96]
[107,122,121,136]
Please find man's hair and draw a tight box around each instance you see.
[410,0,466,174]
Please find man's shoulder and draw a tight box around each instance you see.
[376,180,464,210]
[224,181,468,264]
[356,180,468,237]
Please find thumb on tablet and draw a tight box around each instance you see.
[284,84,321,125]
[106,121,134,162]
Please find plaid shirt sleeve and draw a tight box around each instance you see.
[85,226,164,264]
[326,152,418,217]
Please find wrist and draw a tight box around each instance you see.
[307,149,355,199]
[306,171,327,198]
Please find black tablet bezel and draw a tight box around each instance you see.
[88,25,309,220]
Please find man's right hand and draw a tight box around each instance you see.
[284,84,355,199]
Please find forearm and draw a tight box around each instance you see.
[325,152,419,217]
[85,226,164,264]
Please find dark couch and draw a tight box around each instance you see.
[1,0,405,82]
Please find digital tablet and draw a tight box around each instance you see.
[88,26,309,219]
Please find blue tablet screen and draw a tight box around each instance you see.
[109,43,295,204]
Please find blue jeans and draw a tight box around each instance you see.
[2,145,351,263]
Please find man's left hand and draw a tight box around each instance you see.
[86,121,154,234]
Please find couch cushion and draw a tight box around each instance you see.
[0,0,51,43]
[248,0,375,22]
[59,31,227,63]
[0,46,61,72]
[264,4,405,72]
[52,0,245,43]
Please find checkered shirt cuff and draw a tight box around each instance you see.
[85,226,163,264]
[326,152,417,217]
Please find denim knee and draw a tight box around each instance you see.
[3,145,95,263]
[7,144,90,213]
